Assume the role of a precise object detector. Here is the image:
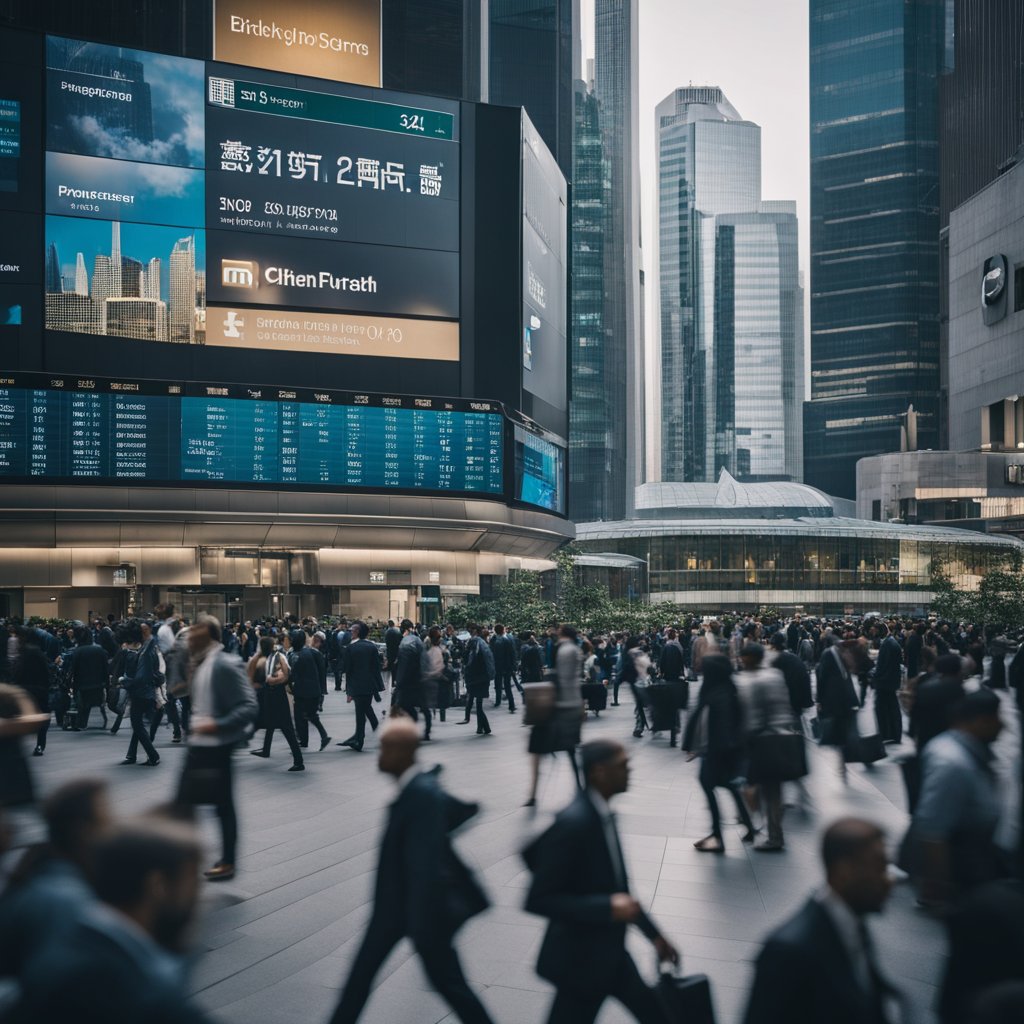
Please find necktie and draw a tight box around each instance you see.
[607,812,628,891]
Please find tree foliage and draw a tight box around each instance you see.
[930,549,1024,630]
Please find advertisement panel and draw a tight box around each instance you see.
[514,424,565,514]
[207,305,458,360]
[213,0,381,87]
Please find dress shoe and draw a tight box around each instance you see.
[694,835,725,854]
[119,758,137,765]
[250,750,270,758]
[288,764,305,772]
[337,736,358,747]
[32,746,44,757]
[508,706,517,714]
[754,841,785,853]
[319,735,332,751]
[141,758,160,767]
[204,863,235,882]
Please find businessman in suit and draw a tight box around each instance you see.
[336,622,384,752]
[523,739,677,1024]
[744,818,899,1024]
[870,623,904,744]
[329,718,494,1024]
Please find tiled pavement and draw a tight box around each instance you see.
[22,694,945,1024]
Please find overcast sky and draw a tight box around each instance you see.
[581,0,810,387]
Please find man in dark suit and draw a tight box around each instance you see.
[66,626,111,730]
[290,631,330,751]
[744,818,898,1024]
[523,739,677,1023]
[329,719,494,1024]
[768,632,813,720]
[337,622,384,752]
[870,623,904,743]
[658,628,687,747]
[490,624,517,712]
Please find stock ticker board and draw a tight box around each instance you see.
[0,372,504,495]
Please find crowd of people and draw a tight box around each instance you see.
[0,604,1022,1022]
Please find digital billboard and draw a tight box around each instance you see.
[213,0,381,87]
[0,371,504,496]
[514,424,565,514]
[39,35,458,360]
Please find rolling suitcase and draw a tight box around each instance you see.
[647,682,677,732]
[581,681,607,714]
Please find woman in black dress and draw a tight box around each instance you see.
[12,630,52,757]
[249,636,304,771]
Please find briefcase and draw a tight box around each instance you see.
[581,681,607,713]
[843,732,886,764]
[522,681,555,725]
[658,970,716,1024]
[646,682,677,732]
[747,731,807,782]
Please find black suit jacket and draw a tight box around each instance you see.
[773,650,813,715]
[372,770,487,944]
[744,898,891,1024]
[816,647,858,719]
[68,643,110,691]
[658,641,685,681]
[344,639,384,697]
[872,636,902,691]
[290,647,322,700]
[523,790,655,995]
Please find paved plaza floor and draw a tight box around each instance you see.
[23,693,945,1024]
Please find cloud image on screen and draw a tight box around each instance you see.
[46,36,205,169]
[45,215,206,345]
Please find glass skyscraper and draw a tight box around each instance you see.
[656,88,801,483]
[584,0,642,520]
[805,0,944,499]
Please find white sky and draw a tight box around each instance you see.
[581,0,811,398]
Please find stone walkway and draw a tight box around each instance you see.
[23,693,944,1023]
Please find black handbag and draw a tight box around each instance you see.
[747,731,807,782]
[843,732,886,764]
[658,969,716,1024]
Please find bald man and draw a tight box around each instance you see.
[744,818,899,1024]
[329,718,494,1024]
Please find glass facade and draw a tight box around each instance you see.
[805,0,944,499]
[489,1,574,176]
[568,81,614,522]
[579,528,1019,604]
[657,89,800,483]
[592,0,643,519]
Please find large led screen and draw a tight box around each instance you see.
[0,371,504,495]
[39,35,459,360]
[514,424,565,514]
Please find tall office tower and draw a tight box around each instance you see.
[103,297,167,341]
[805,0,944,499]
[594,0,643,517]
[45,242,62,293]
[145,257,161,301]
[568,78,611,521]
[109,221,122,299]
[91,254,115,306]
[120,256,142,298]
[656,87,801,483]
[169,234,195,344]
[74,252,88,296]
[45,292,101,335]
[938,0,1024,444]
[490,0,574,176]
[195,268,205,308]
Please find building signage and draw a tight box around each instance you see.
[213,0,381,87]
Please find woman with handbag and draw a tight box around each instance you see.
[524,624,584,808]
[12,630,52,758]
[249,636,304,771]
[684,654,756,853]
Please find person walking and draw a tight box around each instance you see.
[658,627,687,747]
[120,620,161,768]
[817,637,860,781]
[328,718,494,1024]
[65,626,110,731]
[743,818,899,1024]
[870,623,904,744]
[11,630,51,758]
[394,619,429,735]
[289,631,331,752]
[490,624,517,712]
[524,624,585,807]
[523,739,677,1023]
[337,622,384,752]
[684,654,757,853]
[175,613,258,882]
[249,636,304,771]
[458,624,493,735]
[736,643,793,852]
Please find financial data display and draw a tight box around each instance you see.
[0,372,503,495]
[514,424,565,514]
[38,35,460,359]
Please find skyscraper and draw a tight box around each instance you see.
[74,252,88,296]
[45,242,62,294]
[655,87,801,483]
[109,220,122,299]
[591,0,643,519]
[169,234,195,344]
[805,0,944,499]
[489,0,574,177]
[568,78,610,521]
[145,257,161,301]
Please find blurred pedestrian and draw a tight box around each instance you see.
[328,719,493,1024]
[248,636,303,771]
[337,622,384,752]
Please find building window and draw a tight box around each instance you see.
[871,500,881,521]
[1015,265,1024,312]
